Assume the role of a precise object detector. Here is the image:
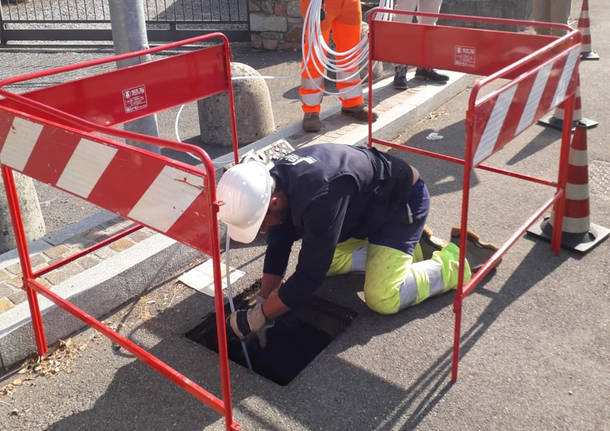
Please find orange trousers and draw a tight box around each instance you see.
[300,0,364,113]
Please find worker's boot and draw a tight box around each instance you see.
[415,67,449,82]
[302,112,321,133]
[393,65,408,90]
[450,227,499,273]
[413,225,448,262]
[341,104,379,123]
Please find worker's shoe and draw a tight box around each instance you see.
[450,227,499,272]
[341,104,379,123]
[302,112,321,133]
[418,226,447,260]
[393,65,408,90]
[415,67,449,82]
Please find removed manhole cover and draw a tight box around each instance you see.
[186,288,357,386]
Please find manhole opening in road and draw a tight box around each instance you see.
[185,283,357,386]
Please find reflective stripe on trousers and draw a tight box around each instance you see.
[300,76,324,110]
[336,70,363,102]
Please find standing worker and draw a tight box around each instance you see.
[217,144,498,341]
[300,0,378,133]
[392,0,449,90]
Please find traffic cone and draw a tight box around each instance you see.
[528,125,609,252]
[579,0,600,60]
[538,83,598,130]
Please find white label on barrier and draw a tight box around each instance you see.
[1,117,42,171]
[122,84,148,114]
[454,45,476,68]
[56,138,117,198]
[128,166,203,233]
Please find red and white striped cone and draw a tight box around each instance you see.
[538,84,598,130]
[579,0,600,60]
[528,125,609,252]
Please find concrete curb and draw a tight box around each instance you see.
[0,72,468,372]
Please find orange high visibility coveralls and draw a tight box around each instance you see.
[300,0,364,113]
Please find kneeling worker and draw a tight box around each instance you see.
[218,143,497,341]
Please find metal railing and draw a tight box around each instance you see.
[0,0,249,44]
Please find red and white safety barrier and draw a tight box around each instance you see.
[472,45,580,165]
[579,0,600,60]
[0,112,212,255]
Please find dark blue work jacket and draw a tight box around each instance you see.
[264,143,414,308]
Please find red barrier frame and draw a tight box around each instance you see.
[0,34,241,431]
[367,10,581,382]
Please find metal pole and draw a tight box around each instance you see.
[109,0,160,154]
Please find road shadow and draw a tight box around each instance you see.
[388,118,481,197]
[506,126,564,166]
[350,240,570,430]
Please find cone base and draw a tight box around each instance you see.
[537,115,599,131]
[581,51,600,61]
[527,216,610,253]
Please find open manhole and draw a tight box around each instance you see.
[186,283,357,386]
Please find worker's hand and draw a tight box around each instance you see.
[228,303,268,341]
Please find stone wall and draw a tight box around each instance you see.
[248,0,303,51]
[441,0,532,30]
[442,0,531,20]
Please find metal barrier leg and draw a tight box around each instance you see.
[1,166,48,356]
[211,237,239,431]
[451,297,463,382]
[24,279,47,355]
[451,157,474,382]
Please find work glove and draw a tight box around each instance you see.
[229,303,271,346]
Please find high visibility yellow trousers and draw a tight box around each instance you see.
[327,239,471,314]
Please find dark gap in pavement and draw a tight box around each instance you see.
[186,288,357,386]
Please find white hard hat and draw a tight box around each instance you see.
[217,161,273,244]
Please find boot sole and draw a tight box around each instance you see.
[450,227,501,271]
[422,226,447,249]
[418,226,447,260]
[450,227,497,250]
